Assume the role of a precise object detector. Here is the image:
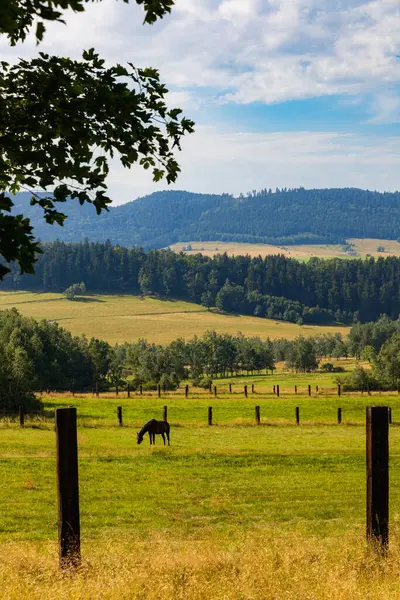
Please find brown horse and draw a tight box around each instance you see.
[136,419,170,445]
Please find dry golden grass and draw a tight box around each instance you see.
[2,533,400,599]
[0,292,349,344]
[171,238,400,260]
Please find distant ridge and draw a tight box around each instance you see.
[8,187,400,248]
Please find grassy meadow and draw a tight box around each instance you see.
[2,369,400,598]
[0,291,349,344]
[171,238,400,261]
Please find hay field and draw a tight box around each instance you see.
[171,238,400,260]
[0,291,349,344]
[1,388,400,599]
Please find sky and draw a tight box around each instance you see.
[2,0,400,203]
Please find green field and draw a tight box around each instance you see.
[1,377,400,598]
[0,291,349,344]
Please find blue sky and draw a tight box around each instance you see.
[1,0,400,202]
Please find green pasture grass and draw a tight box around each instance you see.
[0,291,349,344]
[1,390,400,548]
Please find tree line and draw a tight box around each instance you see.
[4,308,400,411]
[3,241,400,324]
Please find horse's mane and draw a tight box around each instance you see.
[138,419,155,438]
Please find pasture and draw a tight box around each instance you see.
[171,238,400,261]
[2,377,400,598]
[0,291,349,344]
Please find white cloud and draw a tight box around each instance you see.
[3,0,400,110]
[106,127,400,203]
[1,1,400,201]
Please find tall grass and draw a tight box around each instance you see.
[2,532,400,599]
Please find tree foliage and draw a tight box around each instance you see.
[1,0,175,45]
[0,0,193,279]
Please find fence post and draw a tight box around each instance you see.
[55,407,81,568]
[185,385,189,398]
[116,385,119,396]
[255,405,260,425]
[338,383,341,397]
[252,384,255,394]
[316,385,319,393]
[366,406,389,549]
[276,384,280,398]
[296,407,300,425]
[338,407,342,424]
[273,385,276,394]
[229,383,232,393]
[139,384,143,396]
[158,385,161,398]
[19,405,24,427]
[163,406,168,422]
[127,385,131,398]
[308,385,311,397]
[244,385,248,398]
[208,406,213,426]
[117,406,123,427]
[214,385,217,398]
[294,385,297,394]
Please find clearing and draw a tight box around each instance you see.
[0,291,349,344]
[171,238,400,260]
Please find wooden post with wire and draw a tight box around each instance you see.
[255,405,260,425]
[366,406,389,549]
[56,407,81,569]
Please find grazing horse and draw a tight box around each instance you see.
[137,419,170,445]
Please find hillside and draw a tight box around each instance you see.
[0,292,349,344]
[8,187,400,248]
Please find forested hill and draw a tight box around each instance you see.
[9,187,400,248]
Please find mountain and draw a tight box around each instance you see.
[8,187,400,248]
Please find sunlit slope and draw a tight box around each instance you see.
[0,292,349,344]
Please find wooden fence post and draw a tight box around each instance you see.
[316,385,319,393]
[308,385,311,397]
[338,383,341,397]
[296,407,300,425]
[163,406,168,421]
[158,385,161,398]
[208,406,213,426]
[116,385,119,396]
[366,406,389,549]
[229,383,232,393]
[244,385,248,398]
[214,385,217,398]
[19,405,24,427]
[255,405,260,425]
[273,385,276,394]
[139,384,143,396]
[117,406,123,427]
[55,407,81,568]
[252,384,255,394]
[294,385,297,394]
[276,384,280,398]
[185,385,189,398]
[127,385,131,398]
[338,407,342,424]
